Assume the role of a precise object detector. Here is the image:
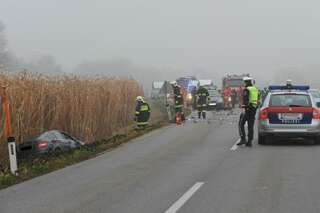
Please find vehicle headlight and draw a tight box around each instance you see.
[187,94,192,100]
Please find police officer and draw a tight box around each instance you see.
[172,81,185,121]
[135,96,151,129]
[196,86,209,119]
[237,77,259,147]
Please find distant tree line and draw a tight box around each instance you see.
[0,20,62,74]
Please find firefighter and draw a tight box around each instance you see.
[231,89,238,109]
[196,86,209,119]
[172,81,181,96]
[135,96,151,129]
[171,81,185,122]
[223,87,231,108]
[237,77,260,147]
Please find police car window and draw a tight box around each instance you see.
[311,91,320,98]
[270,94,311,107]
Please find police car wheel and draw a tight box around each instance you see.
[307,137,317,145]
[258,134,267,145]
[314,136,320,145]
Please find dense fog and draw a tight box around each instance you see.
[1,0,320,91]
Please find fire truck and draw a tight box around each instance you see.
[222,74,249,108]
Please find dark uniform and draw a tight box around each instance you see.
[231,89,238,109]
[135,100,151,129]
[196,86,209,119]
[173,85,184,114]
[238,83,259,147]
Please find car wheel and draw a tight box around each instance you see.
[54,147,63,155]
[314,136,320,145]
[307,137,318,145]
[258,134,267,145]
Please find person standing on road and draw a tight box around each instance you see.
[237,77,260,147]
[196,86,210,119]
[231,89,238,109]
[172,81,185,122]
[135,96,151,129]
[223,86,232,109]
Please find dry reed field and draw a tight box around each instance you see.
[0,71,143,167]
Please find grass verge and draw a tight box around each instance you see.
[0,121,167,190]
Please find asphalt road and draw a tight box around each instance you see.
[1,110,320,213]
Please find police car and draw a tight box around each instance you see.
[258,84,320,144]
[309,89,320,108]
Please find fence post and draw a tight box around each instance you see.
[7,137,17,175]
[2,86,17,175]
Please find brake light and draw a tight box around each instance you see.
[259,108,269,120]
[37,141,49,149]
[313,108,320,119]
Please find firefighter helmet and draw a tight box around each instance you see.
[171,81,178,87]
[136,96,144,101]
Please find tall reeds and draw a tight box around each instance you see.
[0,72,143,166]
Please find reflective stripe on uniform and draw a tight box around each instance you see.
[140,105,149,112]
[137,121,149,125]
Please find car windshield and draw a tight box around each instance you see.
[226,79,243,87]
[269,94,312,107]
[39,132,57,140]
[208,90,220,97]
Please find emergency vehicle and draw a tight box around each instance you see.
[222,74,249,108]
[258,84,320,145]
[176,76,198,106]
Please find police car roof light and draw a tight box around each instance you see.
[268,85,310,91]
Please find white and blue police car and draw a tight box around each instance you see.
[258,84,320,144]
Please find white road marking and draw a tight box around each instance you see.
[230,139,241,151]
[165,182,204,213]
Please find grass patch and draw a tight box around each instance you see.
[0,121,167,190]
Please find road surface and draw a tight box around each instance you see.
[1,110,320,213]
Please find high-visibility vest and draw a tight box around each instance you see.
[140,104,150,112]
[247,86,259,107]
[136,102,150,115]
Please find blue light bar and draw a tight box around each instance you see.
[269,85,310,91]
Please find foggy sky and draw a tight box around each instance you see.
[1,0,320,85]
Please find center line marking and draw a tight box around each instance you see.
[165,182,204,213]
[230,139,240,151]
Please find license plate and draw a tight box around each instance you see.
[279,113,303,120]
[209,103,217,106]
